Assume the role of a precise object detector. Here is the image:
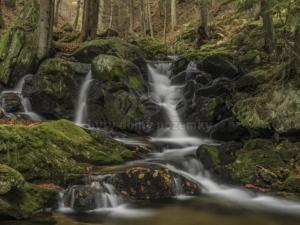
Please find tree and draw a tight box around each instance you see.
[54,0,62,26]
[146,0,153,37]
[80,0,100,41]
[98,0,105,33]
[293,2,300,74]
[261,0,276,54]
[129,0,134,32]
[171,0,176,31]
[140,0,146,36]
[73,0,81,29]
[196,0,210,48]
[37,0,55,60]
[0,0,5,29]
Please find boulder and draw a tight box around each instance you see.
[24,58,90,119]
[137,37,168,60]
[171,71,187,85]
[0,92,24,113]
[196,77,232,97]
[113,165,201,200]
[92,54,145,90]
[171,56,191,76]
[72,37,147,71]
[209,117,249,141]
[0,120,134,184]
[0,164,24,195]
[0,2,39,86]
[200,55,239,79]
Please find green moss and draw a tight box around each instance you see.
[197,145,221,169]
[231,139,284,183]
[0,120,133,184]
[137,37,168,59]
[283,174,300,192]
[0,164,24,195]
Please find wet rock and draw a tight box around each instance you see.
[171,57,191,76]
[209,117,249,141]
[171,71,187,85]
[196,77,232,97]
[235,73,261,91]
[137,37,168,60]
[113,165,201,200]
[200,55,239,79]
[0,92,24,113]
[0,164,24,195]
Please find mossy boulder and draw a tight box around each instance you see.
[92,54,144,90]
[0,164,24,195]
[197,145,221,169]
[137,37,168,60]
[0,120,134,184]
[233,83,300,133]
[72,37,146,71]
[231,139,285,184]
[24,58,90,119]
[0,1,39,86]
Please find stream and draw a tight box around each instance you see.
[3,61,300,225]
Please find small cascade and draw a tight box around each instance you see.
[74,70,93,126]
[0,75,42,121]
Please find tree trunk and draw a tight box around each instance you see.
[129,0,134,32]
[146,0,153,37]
[0,0,5,29]
[140,0,146,37]
[73,0,81,29]
[163,0,167,43]
[54,0,62,26]
[261,0,276,54]
[98,0,104,33]
[38,0,55,60]
[196,0,209,48]
[253,1,261,20]
[80,0,100,41]
[109,0,113,29]
[4,0,16,9]
[170,0,176,31]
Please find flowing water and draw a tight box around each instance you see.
[7,62,300,225]
[0,75,42,121]
[74,70,93,126]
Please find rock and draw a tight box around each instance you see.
[235,73,261,91]
[194,72,212,85]
[233,83,300,134]
[0,92,24,113]
[0,2,39,86]
[0,164,24,195]
[137,37,168,60]
[24,58,90,119]
[200,55,239,79]
[209,117,249,141]
[196,77,232,97]
[0,120,134,184]
[171,56,191,76]
[98,28,119,38]
[92,54,145,90]
[62,23,73,32]
[113,165,201,200]
[197,145,221,170]
[72,38,147,71]
[0,164,57,219]
[171,71,187,85]
[183,80,197,99]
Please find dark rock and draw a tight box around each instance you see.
[171,71,187,85]
[62,23,73,32]
[171,57,190,76]
[183,80,197,99]
[209,117,249,141]
[235,73,260,91]
[0,92,24,113]
[201,55,239,79]
[113,165,201,200]
[194,72,212,85]
[196,77,232,97]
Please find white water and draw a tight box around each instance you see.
[1,75,42,121]
[74,70,93,126]
[145,62,300,215]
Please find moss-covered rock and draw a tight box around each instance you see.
[0,120,134,184]
[137,37,168,60]
[24,58,90,119]
[0,1,39,86]
[72,37,146,70]
[197,145,221,169]
[92,54,144,90]
[233,83,300,133]
[0,164,24,195]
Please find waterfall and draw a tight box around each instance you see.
[74,70,93,126]
[0,75,42,121]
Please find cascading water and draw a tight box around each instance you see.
[0,75,42,121]
[74,70,93,126]
[143,62,300,214]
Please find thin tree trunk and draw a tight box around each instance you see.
[80,0,100,41]
[0,0,5,29]
[171,0,176,31]
[98,0,104,33]
[140,0,146,36]
[146,0,153,37]
[38,0,55,60]
[261,0,276,54]
[54,0,62,26]
[129,0,134,32]
[200,0,209,36]
[253,1,261,20]
[163,0,167,43]
[294,18,300,74]
[4,0,16,9]
[109,0,113,29]
[73,0,81,29]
